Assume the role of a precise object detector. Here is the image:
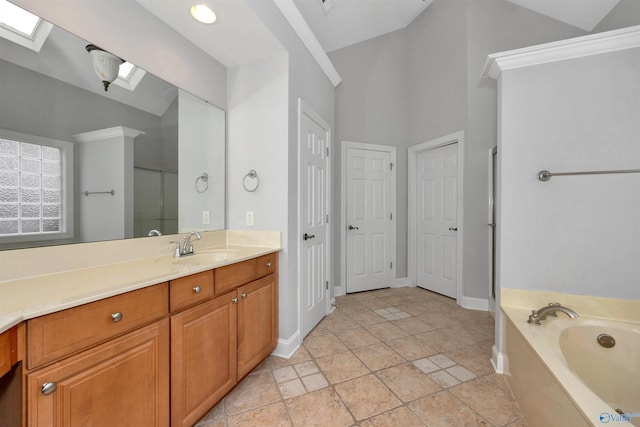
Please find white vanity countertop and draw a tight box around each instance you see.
[0,235,280,334]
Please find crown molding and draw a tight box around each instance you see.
[482,25,640,79]
[73,126,145,143]
[273,0,342,87]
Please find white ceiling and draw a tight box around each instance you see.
[135,0,285,67]
[294,0,622,54]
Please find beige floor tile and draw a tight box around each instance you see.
[446,365,477,382]
[418,311,462,328]
[445,344,495,376]
[428,354,457,369]
[224,371,282,415]
[366,322,410,341]
[410,391,490,427]
[386,335,438,360]
[303,333,349,358]
[278,378,306,398]
[195,400,225,426]
[352,343,405,371]
[392,317,436,334]
[348,310,387,326]
[428,370,461,388]
[333,326,381,349]
[376,363,442,402]
[412,357,441,374]
[273,366,298,383]
[301,372,329,392]
[196,419,226,427]
[227,402,291,427]
[257,347,312,371]
[334,374,402,421]
[415,329,467,352]
[506,418,529,427]
[316,350,370,384]
[361,298,393,311]
[294,361,319,377]
[439,323,492,345]
[285,388,354,427]
[359,406,427,427]
[321,311,362,333]
[450,376,523,425]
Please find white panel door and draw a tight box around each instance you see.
[300,102,330,338]
[416,143,458,298]
[345,147,393,293]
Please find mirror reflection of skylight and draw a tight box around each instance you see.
[0,0,39,36]
[0,0,52,52]
[118,62,135,80]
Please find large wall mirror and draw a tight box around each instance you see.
[0,4,225,250]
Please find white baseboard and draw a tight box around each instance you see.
[394,277,410,288]
[491,345,508,374]
[272,331,301,359]
[459,296,489,311]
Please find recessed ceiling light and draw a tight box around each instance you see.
[190,4,216,24]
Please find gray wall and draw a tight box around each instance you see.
[329,0,588,301]
[594,0,640,33]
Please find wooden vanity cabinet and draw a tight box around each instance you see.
[25,284,170,427]
[27,319,169,427]
[170,292,238,427]
[237,273,278,379]
[0,326,17,377]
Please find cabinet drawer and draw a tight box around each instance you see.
[170,270,214,312]
[27,283,169,369]
[214,259,255,295]
[0,326,17,377]
[255,253,278,279]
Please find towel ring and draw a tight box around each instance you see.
[243,170,260,192]
[196,173,208,193]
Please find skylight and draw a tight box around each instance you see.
[113,62,146,91]
[0,0,39,36]
[0,0,52,52]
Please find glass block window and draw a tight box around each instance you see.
[0,130,73,242]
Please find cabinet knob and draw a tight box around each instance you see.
[111,312,123,322]
[241,293,248,299]
[193,285,201,294]
[42,382,57,395]
[266,261,272,268]
[232,297,239,304]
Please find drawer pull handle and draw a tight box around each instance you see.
[241,293,248,299]
[266,261,272,268]
[111,312,123,322]
[232,297,239,304]
[193,286,201,294]
[42,382,57,395]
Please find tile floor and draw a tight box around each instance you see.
[195,287,527,427]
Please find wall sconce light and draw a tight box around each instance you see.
[85,44,124,91]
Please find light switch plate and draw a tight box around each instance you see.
[245,211,254,226]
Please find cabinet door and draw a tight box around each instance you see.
[237,274,278,379]
[171,293,237,427]
[27,319,169,427]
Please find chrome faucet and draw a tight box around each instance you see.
[170,232,202,258]
[527,303,579,325]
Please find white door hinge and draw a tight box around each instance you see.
[390,213,393,220]
[326,147,329,156]
[390,262,393,269]
[326,281,329,290]
[326,214,329,224]
[390,162,394,171]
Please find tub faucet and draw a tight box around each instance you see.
[527,303,579,325]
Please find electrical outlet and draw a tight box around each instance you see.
[245,211,254,226]
[203,210,210,225]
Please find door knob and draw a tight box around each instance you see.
[448,227,458,231]
[348,225,359,230]
[111,312,123,322]
[303,233,315,241]
[193,286,201,294]
[42,382,57,395]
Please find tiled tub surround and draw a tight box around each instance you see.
[196,287,527,427]
[0,230,281,334]
[502,289,640,427]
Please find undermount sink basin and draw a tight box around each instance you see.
[172,251,232,265]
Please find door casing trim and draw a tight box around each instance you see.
[408,131,465,303]
[340,140,396,296]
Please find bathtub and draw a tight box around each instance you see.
[503,307,640,426]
